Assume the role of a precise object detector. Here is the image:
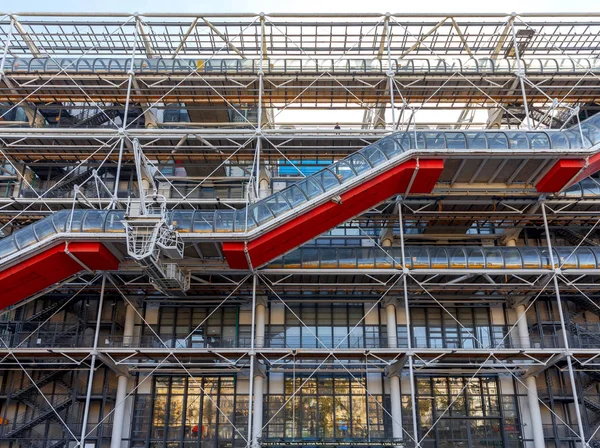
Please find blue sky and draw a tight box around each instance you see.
[1,0,599,14]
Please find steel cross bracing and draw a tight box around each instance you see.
[2,11,600,448]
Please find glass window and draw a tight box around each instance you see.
[424,132,446,149]
[445,132,467,149]
[487,133,508,149]
[550,132,570,149]
[347,153,371,174]
[506,132,529,149]
[361,146,388,166]
[528,132,550,149]
[297,178,324,200]
[466,132,488,149]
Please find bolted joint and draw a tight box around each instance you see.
[386,70,395,78]
[514,68,525,78]
[554,267,562,275]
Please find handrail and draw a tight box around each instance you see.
[5,57,600,75]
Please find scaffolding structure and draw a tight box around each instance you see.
[1,11,600,448]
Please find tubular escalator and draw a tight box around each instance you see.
[3,114,600,304]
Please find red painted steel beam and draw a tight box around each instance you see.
[0,242,118,309]
[223,159,444,270]
[536,159,586,193]
[565,153,600,188]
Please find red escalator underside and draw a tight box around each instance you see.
[223,159,444,270]
[0,242,118,309]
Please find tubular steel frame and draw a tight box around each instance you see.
[1,11,600,448]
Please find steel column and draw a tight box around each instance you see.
[541,203,587,447]
[80,275,106,447]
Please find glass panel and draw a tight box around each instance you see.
[411,247,430,269]
[361,146,388,166]
[214,210,234,233]
[51,210,69,233]
[14,226,38,249]
[104,211,125,232]
[192,211,214,233]
[315,169,340,191]
[33,216,57,240]
[466,132,488,149]
[281,185,308,208]
[378,137,403,158]
[430,247,449,268]
[448,247,467,268]
[555,247,577,269]
[424,132,446,149]
[466,248,485,268]
[171,211,193,232]
[503,248,522,269]
[248,203,275,226]
[297,178,324,200]
[329,160,356,183]
[446,132,467,149]
[528,132,550,149]
[550,132,570,149]
[347,153,371,174]
[506,132,529,149]
[0,236,18,258]
[487,133,508,149]
[519,247,541,269]
[81,210,105,232]
[66,210,86,232]
[484,248,504,268]
[576,247,596,269]
[264,193,291,217]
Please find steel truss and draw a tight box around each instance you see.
[1,11,600,448]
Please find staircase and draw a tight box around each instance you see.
[23,302,61,324]
[3,397,72,438]
[74,108,121,128]
[555,227,600,247]
[9,370,65,405]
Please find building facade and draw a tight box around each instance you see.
[1,11,600,448]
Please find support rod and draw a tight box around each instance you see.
[80,275,106,447]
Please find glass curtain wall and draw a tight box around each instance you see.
[263,373,390,441]
[409,376,521,448]
[130,376,246,448]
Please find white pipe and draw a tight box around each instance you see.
[123,303,136,347]
[386,303,398,349]
[111,302,136,448]
[110,375,129,448]
[389,375,403,442]
[514,304,544,448]
[252,375,264,448]
[385,301,402,441]
[255,303,266,349]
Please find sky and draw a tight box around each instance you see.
[1,0,599,14]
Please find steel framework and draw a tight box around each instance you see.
[1,11,600,448]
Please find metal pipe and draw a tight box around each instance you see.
[112,18,139,203]
[110,303,136,448]
[385,301,403,442]
[247,274,257,448]
[541,203,587,448]
[80,275,106,447]
[398,200,419,445]
[514,303,545,448]
[510,19,532,130]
